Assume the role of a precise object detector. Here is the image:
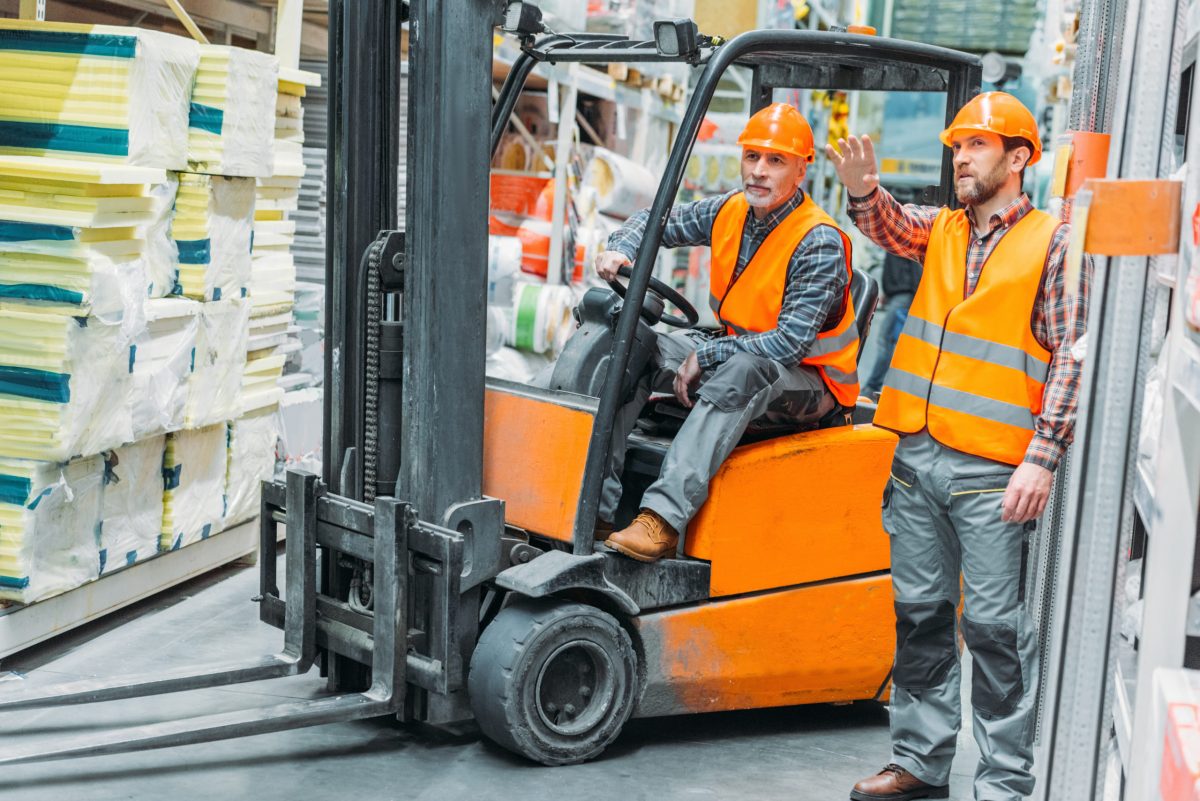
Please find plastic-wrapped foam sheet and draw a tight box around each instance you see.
[186,296,249,428]
[224,406,279,526]
[98,435,165,574]
[171,172,254,302]
[0,454,103,604]
[187,45,279,178]
[0,155,166,328]
[0,303,133,461]
[0,20,199,169]
[130,298,200,439]
[161,423,226,552]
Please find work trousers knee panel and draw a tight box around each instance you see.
[893,599,958,690]
[962,616,1023,718]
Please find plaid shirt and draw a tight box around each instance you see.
[607,188,847,371]
[847,187,1091,472]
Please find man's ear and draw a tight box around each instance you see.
[1011,146,1032,173]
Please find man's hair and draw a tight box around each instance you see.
[1001,135,1035,188]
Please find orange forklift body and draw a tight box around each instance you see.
[482,382,897,716]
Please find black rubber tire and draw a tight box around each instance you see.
[468,597,639,766]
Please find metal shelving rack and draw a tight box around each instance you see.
[1035,0,1198,797]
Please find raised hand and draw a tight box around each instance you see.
[824,135,881,198]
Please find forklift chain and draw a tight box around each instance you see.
[362,236,385,502]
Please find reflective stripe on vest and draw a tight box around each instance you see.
[873,206,1060,465]
[709,192,860,406]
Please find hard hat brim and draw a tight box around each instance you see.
[737,138,815,163]
[938,124,1042,165]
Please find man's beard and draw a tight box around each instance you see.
[743,182,778,208]
[955,158,1009,206]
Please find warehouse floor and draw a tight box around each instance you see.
[0,550,982,801]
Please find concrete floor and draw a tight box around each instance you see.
[0,553,982,801]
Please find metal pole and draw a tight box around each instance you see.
[401,0,495,724]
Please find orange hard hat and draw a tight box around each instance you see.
[737,103,815,163]
[939,91,1042,165]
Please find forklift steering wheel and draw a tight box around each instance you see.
[607,265,699,328]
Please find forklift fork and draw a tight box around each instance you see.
[0,471,413,765]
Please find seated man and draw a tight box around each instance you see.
[595,102,860,562]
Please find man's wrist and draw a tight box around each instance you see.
[1023,435,1065,473]
[846,187,880,206]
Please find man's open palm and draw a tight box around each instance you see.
[824,135,881,198]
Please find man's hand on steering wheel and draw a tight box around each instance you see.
[595,250,631,282]
[606,265,699,329]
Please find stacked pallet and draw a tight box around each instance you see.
[0,20,282,605]
[0,19,198,168]
[169,172,255,301]
[0,455,104,603]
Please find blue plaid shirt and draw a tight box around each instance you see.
[607,188,848,370]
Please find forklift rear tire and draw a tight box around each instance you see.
[468,597,638,766]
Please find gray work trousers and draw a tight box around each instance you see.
[599,330,836,533]
[884,430,1038,801]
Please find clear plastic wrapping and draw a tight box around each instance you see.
[0,303,133,461]
[224,406,280,526]
[98,435,165,574]
[185,296,249,428]
[130,297,200,439]
[160,423,226,551]
[187,45,279,178]
[0,454,104,604]
[143,173,180,298]
[0,20,199,169]
[170,173,254,301]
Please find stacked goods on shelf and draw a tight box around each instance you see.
[0,303,133,462]
[0,20,199,169]
[0,156,166,329]
[129,298,200,440]
[186,44,278,178]
[292,61,327,285]
[160,423,227,552]
[286,281,323,387]
[224,405,280,526]
[185,296,250,428]
[243,309,289,413]
[98,435,166,575]
[0,455,104,604]
[169,172,254,301]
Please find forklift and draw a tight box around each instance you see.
[0,0,980,767]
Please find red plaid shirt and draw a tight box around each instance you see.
[847,188,1091,471]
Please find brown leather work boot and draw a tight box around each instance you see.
[593,519,615,542]
[849,764,948,801]
[604,509,678,562]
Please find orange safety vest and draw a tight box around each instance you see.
[874,207,1061,465]
[709,192,860,406]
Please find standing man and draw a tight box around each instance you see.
[593,102,861,562]
[826,92,1091,801]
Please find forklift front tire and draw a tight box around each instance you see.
[468,597,639,766]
